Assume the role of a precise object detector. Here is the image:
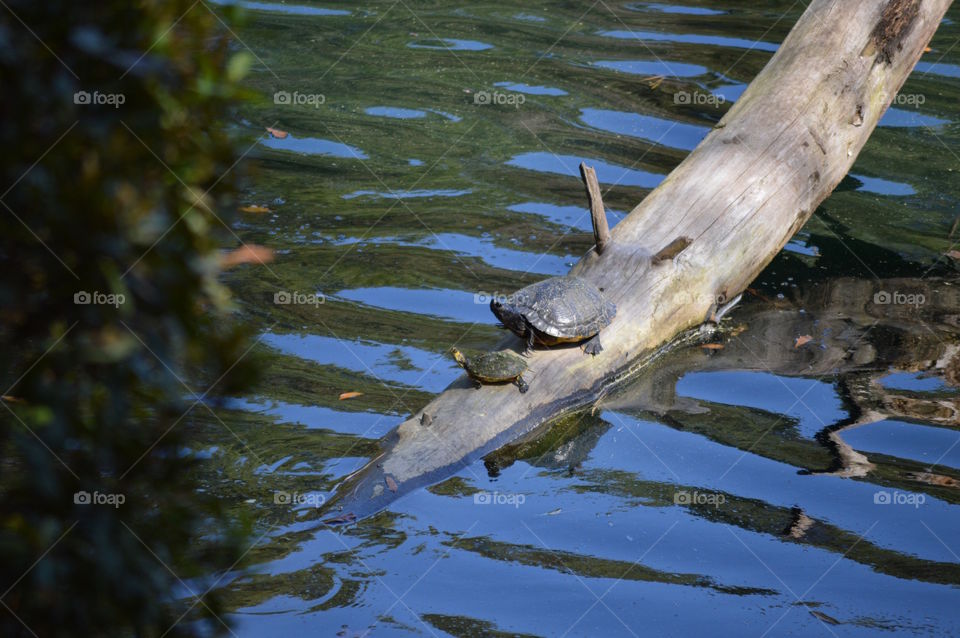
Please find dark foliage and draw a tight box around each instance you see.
[0,1,258,635]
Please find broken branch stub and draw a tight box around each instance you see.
[579,162,611,255]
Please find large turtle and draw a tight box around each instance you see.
[451,348,529,393]
[490,276,616,355]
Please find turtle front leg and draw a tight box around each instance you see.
[523,328,536,356]
[582,334,603,355]
[515,376,529,394]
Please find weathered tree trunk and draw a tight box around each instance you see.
[327,0,954,520]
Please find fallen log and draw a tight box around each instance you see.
[326,0,954,520]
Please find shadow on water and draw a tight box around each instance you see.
[191,0,960,635]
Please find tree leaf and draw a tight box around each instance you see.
[227,52,253,82]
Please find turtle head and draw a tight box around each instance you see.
[449,347,467,368]
[490,297,527,337]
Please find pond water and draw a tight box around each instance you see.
[205,1,960,636]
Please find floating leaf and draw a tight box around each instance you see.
[266,126,288,139]
[220,244,274,268]
[746,287,773,303]
[794,335,813,348]
[385,475,399,493]
[339,391,363,400]
[641,74,664,89]
[701,343,725,350]
[239,205,271,214]
[728,324,748,337]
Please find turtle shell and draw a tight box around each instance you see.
[513,276,616,339]
[463,350,527,383]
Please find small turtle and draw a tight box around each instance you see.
[451,348,529,393]
[490,276,616,355]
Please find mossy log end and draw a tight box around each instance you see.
[327,0,953,521]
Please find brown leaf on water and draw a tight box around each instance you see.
[746,287,773,303]
[385,475,399,493]
[239,205,271,214]
[641,74,664,89]
[701,343,725,350]
[339,391,363,400]
[266,126,288,139]
[728,323,748,337]
[794,335,813,348]
[220,244,274,268]
[907,471,959,488]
